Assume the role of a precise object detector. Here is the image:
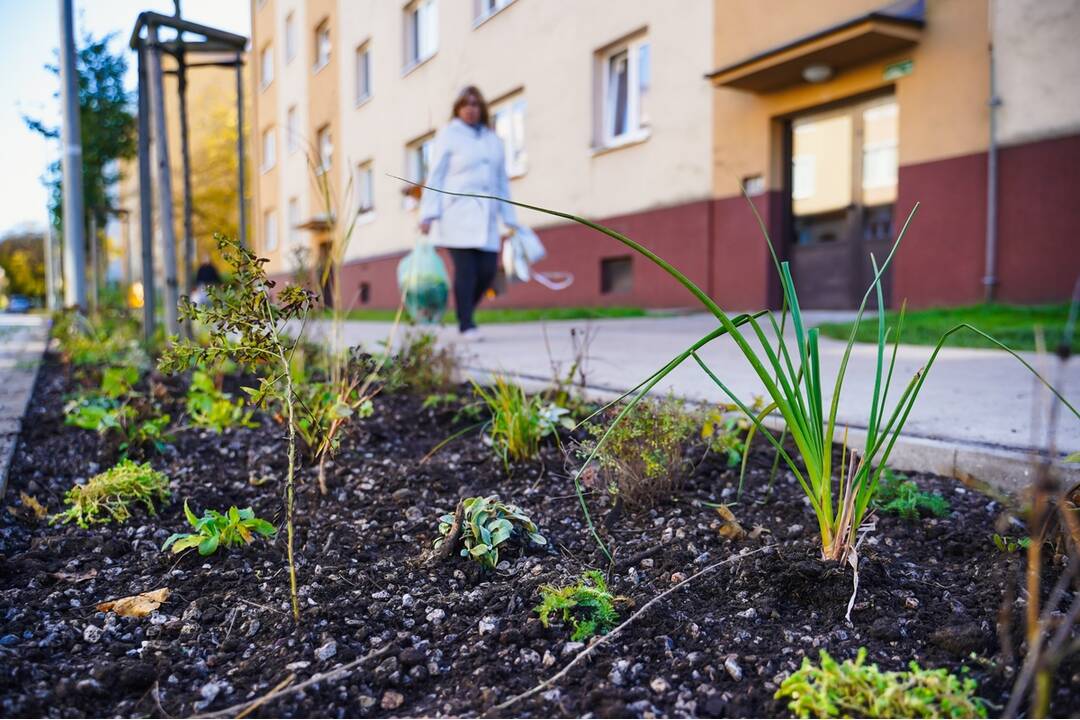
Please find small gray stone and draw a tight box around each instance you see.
[381,690,404,710]
[315,639,337,662]
[562,641,585,656]
[650,676,670,693]
[478,616,498,635]
[82,625,103,644]
[724,655,743,681]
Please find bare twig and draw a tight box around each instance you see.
[488,546,767,715]
[194,644,392,718]
[426,499,465,566]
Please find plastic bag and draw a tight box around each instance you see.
[396,240,450,324]
[501,226,547,283]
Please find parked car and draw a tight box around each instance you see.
[5,295,31,313]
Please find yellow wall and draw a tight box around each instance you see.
[711,0,989,196]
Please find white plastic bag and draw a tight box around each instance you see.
[501,226,573,290]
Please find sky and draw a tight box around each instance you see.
[0,0,250,237]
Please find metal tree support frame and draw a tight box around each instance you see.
[128,12,247,339]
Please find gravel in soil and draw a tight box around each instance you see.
[0,357,1077,717]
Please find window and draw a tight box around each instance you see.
[792,155,815,200]
[288,197,300,248]
[286,106,299,153]
[407,134,434,183]
[264,209,278,252]
[404,0,438,69]
[492,93,527,177]
[316,125,332,174]
[601,257,633,294]
[261,127,276,172]
[861,102,899,201]
[355,43,372,104]
[355,161,374,214]
[359,282,371,304]
[314,19,331,71]
[284,13,297,63]
[600,36,650,146]
[475,0,513,23]
[259,44,273,89]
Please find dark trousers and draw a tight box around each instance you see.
[449,248,498,331]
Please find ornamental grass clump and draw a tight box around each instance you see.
[50,458,170,528]
[473,376,571,472]
[159,235,317,621]
[580,394,697,509]
[775,648,986,719]
[416,184,1080,576]
[535,570,620,641]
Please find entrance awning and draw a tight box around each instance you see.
[706,0,924,93]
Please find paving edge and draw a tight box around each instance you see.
[0,319,51,501]
[462,365,1080,497]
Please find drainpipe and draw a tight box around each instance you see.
[983,0,1001,303]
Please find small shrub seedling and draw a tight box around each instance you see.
[159,235,317,621]
[380,332,457,395]
[701,404,752,468]
[992,533,1032,553]
[535,570,620,641]
[435,495,546,569]
[185,370,257,433]
[775,648,986,719]
[50,459,170,528]
[473,376,571,472]
[580,394,697,509]
[52,309,149,369]
[872,469,950,519]
[64,366,173,455]
[162,501,276,556]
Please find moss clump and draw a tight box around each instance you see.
[535,570,620,641]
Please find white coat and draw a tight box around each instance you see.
[419,118,518,252]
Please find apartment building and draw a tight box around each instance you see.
[251,0,715,308]
[251,0,1080,311]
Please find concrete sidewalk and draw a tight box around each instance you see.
[308,312,1080,489]
[0,315,49,497]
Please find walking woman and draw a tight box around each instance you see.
[419,85,517,339]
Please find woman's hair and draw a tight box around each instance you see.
[450,85,490,127]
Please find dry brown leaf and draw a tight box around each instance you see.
[96,588,170,617]
[51,568,98,583]
[20,493,48,519]
[715,504,747,540]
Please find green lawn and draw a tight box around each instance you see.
[324,306,650,324]
[816,303,1079,353]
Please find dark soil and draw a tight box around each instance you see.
[1,357,1077,718]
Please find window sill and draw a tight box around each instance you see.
[354,94,373,110]
[261,165,276,175]
[402,52,437,77]
[508,167,527,180]
[356,210,376,225]
[591,129,651,157]
[313,60,329,76]
[260,82,272,93]
[472,0,516,29]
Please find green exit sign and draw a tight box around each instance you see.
[884,60,913,81]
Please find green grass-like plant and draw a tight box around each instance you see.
[580,394,697,509]
[185,370,257,433]
[412,185,1079,568]
[162,500,276,556]
[50,458,170,528]
[535,570,620,641]
[873,469,950,520]
[473,376,571,472]
[776,648,987,719]
[435,495,546,569]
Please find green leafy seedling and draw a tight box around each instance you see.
[873,469,950,520]
[991,533,1031,553]
[776,648,986,719]
[186,370,257,433]
[535,570,621,641]
[435,495,546,569]
[163,501,277,556]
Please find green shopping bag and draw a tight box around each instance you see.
[396,239,450,324]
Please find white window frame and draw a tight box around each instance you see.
[404,0,438,71]
[264,209,278,252]
[492,92,527,178]
[259,44,274,90]
[261,127,276,172]
[404,134,434,208]
[287,197,300,248]
[314,19,331,72]
[355,42,372,105]
[599,35,651,149]
[355,161,375,218]
[474,0,514,25]
[792,154,816,201]
[316,125,332,175]
[284,13,297,64]
[286,105,299,154]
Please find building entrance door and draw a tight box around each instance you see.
[787,95,898,309]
